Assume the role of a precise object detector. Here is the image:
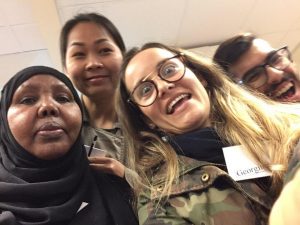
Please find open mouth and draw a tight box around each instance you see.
[272,81,295,101]
[167,93,191,114]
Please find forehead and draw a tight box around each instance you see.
[125,48,175,89]
[251,38,274,53]
[67,22,114,44]
[229,39,275,78]
[16,75,66,92]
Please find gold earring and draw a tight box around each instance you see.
[148,123,156,129]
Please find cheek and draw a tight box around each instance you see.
[140,104,162,126]
[106,53,123,70]
[68,68,80,80]
[107,57,123,87]
[7,108,33,144]
[65,106,82,138]
[287,64,298,75]
[66,62,82,79]
[66,68,84,90]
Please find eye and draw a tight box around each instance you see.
[160,62,179,79]
[99,48,113,55]
[269,54,282,66]
[56,95,72,103]
[19,96,37,105]
[135,82,155,99]
[244,67,265,84]
[72,52,85,58]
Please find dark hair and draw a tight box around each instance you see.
[213,33,256,72]
[60,12,126,67]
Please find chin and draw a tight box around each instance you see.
[34,145,70,160]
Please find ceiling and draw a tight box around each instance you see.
[1,0,300,86]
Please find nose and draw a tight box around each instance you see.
[86,54,103,70]
[155,78,175,98]
[265,66,285,85]
[37,98,59,117]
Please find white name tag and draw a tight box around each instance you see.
[222,145,271,181]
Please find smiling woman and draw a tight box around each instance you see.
[0,66,137,225]
[116,42,300,225]
[60,12,133,181]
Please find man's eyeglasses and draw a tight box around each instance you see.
[128,53,186,107]
[235,46,292,89]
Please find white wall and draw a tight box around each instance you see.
[292,44,300,71]
[0,0,61,89]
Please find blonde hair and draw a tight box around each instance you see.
[116,42,300,199]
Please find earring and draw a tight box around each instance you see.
[148,122,169,142]
[161,135,169,143]
[148,123,156,129]
[159,129,169,143]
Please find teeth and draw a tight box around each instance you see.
[167,94,189,114]
[273,82,293,98]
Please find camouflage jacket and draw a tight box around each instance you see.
[138,156,274,225]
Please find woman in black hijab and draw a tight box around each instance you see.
[0,66,137,225]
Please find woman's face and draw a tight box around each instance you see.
[7,75,82,160]
[125,48,211,134]
[64,22,123,98]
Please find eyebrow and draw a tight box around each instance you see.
[130,58,166,93]
[69,38,110,47]
[19,83,70,93]
[246,49,277,73]
[136,57,173,84]
[265,49,278,63]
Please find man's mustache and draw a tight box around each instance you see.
[267,72,296,97]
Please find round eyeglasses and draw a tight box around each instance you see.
[128,53,186,107]
[235,46,292,89]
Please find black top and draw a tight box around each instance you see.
[0,66,138,225]
[170,127,227,165]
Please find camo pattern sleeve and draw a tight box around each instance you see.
[137,156,273,225]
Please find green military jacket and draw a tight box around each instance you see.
[81,101,139,189]
[138,156,274,225]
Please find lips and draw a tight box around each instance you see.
[166,93,191,114]
[269,80,295,101]
[36,122,64,138]
[86,75,109,81]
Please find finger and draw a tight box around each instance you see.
[90,163,124,177]
[90,164,113,173]
[88,156,114,164]
[90,160,125,177]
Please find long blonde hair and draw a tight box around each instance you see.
[116,42,300,198]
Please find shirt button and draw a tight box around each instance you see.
[201,173,210,182]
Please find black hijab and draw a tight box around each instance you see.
[0,66,105,225]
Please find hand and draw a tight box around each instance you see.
[88,156,125,178]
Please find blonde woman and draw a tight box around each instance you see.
[116,42,300,225]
